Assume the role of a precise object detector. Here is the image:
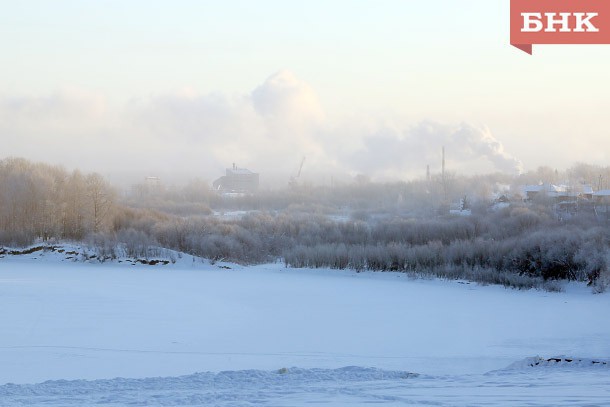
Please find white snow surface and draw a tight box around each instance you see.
[1,246,610,406]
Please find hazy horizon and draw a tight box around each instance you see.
[2,1,609,187]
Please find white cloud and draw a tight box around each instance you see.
[252,70,324,123]
[340,121,523,180]
[0,72,523,186]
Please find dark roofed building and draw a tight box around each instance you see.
[213,164,259,194]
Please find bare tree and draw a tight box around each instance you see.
[85,173,115,233]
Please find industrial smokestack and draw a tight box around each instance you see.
[442,146,445,181]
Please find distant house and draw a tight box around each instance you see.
[518,182,598,218]
[593,190,610,222]
[213,164,259,194]
[581,184,594,200]
[522,183,565,201]
[522,183,594,202]
[593,189,610,202]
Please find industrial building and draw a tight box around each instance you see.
[213,164,259,194]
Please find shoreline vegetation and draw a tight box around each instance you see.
[1,157,608,292]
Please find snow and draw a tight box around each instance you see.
[1,365,609,406]
[1,248,610,405]
[212,209,253,220]
[594,189,610,197]
[449,209,472,216]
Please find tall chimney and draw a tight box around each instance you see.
[442,147,445,181]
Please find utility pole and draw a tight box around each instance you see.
[442,146,447,203]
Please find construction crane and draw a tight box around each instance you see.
[289,156,306,188]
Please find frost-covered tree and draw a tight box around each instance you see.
[85,173,115,233]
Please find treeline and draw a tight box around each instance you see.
[0,158,115,246]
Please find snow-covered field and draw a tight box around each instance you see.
[1,248,609,406]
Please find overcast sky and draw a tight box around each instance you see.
[1,0,609,186]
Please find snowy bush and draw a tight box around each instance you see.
[87,232,117,261]
[591,251,610,294]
